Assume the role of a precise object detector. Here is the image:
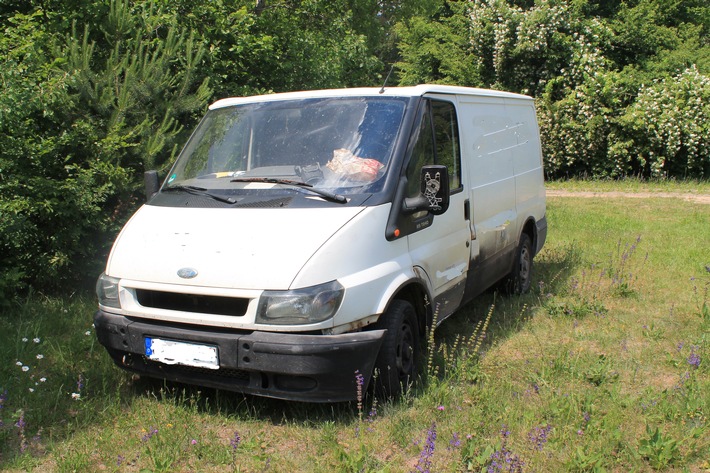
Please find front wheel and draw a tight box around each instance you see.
[371,300,420,399]
[505,233,533,295]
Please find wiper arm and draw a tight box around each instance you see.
[162,184,236,204]
[230,177,347,204]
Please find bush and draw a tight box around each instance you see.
[0,4,211,301]
[619,67,710,177]
[395,0,710,179]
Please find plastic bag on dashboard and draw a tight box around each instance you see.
[326,149,383,182]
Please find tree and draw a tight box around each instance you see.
[0,1,211,300]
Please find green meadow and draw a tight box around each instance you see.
[1,183,708,472]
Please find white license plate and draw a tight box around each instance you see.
[144,337,219,370]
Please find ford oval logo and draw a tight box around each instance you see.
[177,267,198,279]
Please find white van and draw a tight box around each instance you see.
[95,85,547,402]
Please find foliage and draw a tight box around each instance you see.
[0,0,390,298]
[0,3,211,299]
[395,0,710,179]
[620,66,710,177]
[167,0,383,97]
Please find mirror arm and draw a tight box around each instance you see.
[402,196,429,214]
[144,170,160,201]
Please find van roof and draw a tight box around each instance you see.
[210,85,532,109]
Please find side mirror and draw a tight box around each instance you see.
[144,170,160,201]
[403,165,450,215]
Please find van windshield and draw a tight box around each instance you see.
[166,97,407,195]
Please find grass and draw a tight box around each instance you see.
[1,185,708,472]
[545,176,710,194]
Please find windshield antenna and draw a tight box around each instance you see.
[379,64,395,94]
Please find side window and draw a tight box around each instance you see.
[405,99,462,198]
[406,106,434,198]
[431,100,461,190]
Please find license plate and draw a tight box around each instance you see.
[144,337,219,370]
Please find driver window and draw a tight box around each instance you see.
[432,101,461,190]
[406,106,434,198]
[405,99,462,198]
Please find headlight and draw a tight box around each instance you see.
[256,280,344,325]
[96,273,121,309]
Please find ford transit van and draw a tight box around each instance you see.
[94,85,547,402]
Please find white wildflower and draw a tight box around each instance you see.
[71,393,81,400]
[22,366,29,372]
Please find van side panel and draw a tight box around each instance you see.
[505,99,546,252]
[457,96,517,279]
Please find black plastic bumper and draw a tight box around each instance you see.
[94,310,385,402]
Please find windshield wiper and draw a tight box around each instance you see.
[162,184,237,204]
[230,177,347,204]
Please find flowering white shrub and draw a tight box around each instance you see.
[397,1,709,178]
[465,0,610,96]
[620,66,710,177]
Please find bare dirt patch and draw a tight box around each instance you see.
[546,190,710,205]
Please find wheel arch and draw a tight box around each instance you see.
[381,280,432,341]
[521,217,538,257]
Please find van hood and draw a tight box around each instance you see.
[107,204,365,290]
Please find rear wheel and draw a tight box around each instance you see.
[505,233,533,294]
[371,300,420,398]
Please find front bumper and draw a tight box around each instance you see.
[94,310,385,402]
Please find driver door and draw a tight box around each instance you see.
[405,97,471,321]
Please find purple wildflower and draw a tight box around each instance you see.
[527,424,552,451]
[583,412,591,423]
[15,412,28,453]
[230,431,241,451]
[355,370,364,419]
[413,422,436,473]
[487,426,524,473]
[141,426,158,442]
[77,374,84,392]
[500,425,510,438]
[117,455,125,466]
[15,413,26,430]
[688,348,701,369]
[449,432,461,450]
[367,405,378,423]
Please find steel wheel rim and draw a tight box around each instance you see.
[520,245,531,284]
[396,322,414,377]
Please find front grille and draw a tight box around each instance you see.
[136,289,249,317]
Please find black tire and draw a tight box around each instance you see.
[371,300,420,399]
[505,233,533,295]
